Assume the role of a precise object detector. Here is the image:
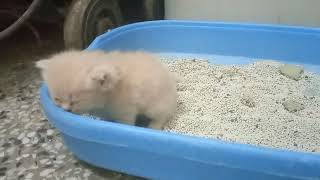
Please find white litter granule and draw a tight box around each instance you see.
[82,113,103,121]
[161,59,320,153]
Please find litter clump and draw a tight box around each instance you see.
[282,99,305,113]
[240,96,255,108]
[279,64,304,80]
[162,59,320,153]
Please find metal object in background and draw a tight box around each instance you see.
[63,0,123,50]
[0,0,164,49]
[0,0,43,41]
[64,0,164,49]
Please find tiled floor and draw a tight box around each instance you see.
[0,23,144,180]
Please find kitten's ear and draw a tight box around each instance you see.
[87,65,122,91]
[35,59,50,70]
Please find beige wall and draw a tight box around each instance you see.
[165,0,320,27]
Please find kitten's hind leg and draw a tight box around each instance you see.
[144,110,171,130]
[114,112,137,126]
[135,114,152,128]
[148,119,166,130]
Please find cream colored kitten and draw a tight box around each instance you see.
[36,50,177,130]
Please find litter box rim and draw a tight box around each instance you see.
[39,20,320,180]
[87,19,320,50]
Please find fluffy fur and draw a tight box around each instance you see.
[36,50,177,130]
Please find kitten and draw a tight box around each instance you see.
[36,50,177,130]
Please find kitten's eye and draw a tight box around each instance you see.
[54,97,60,102]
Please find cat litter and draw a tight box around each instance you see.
[161,59,320,153]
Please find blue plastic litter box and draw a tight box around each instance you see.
[40,20,320,180]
